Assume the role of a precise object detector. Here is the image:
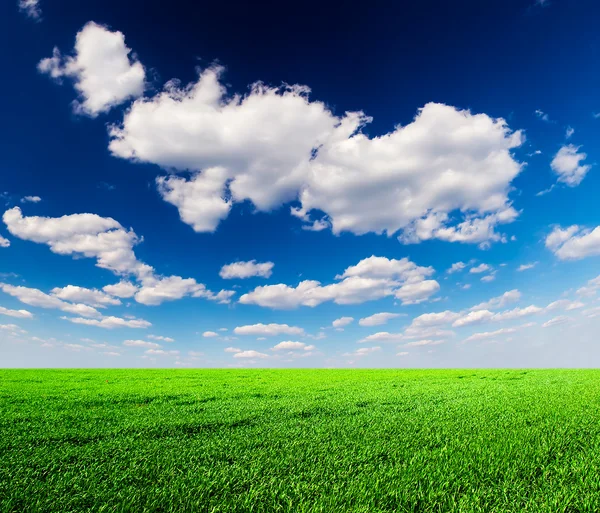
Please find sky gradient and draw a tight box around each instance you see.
[2,0,600,367]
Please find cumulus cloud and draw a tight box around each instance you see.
[410,310,461,328]
[452,309,495,328]
[109,65,524,244]
[18,0,41,20]
[271,341,313,351]
[464,327,517,343]
[50,285,121,308]
[469,263,490,274]
[403,339,445,348]
[0,235,10,248]
[0,283,101,318]
[61,315,151,329]
[147,335,175,342]
[358,312,401,327]
[103,281,138,298]
[332,316,354,329]
[545,225,600,260]
[359,327,454,344]
[233,323,304,336]
[447,262,466,274]
[546,299,584,311]
[219,260,274,279]
[491,305,543,322]
[224,347,241,353]
[550,145,591,187]
[134,275,234,306]
[240,256,439,308]
[344,346,381,357]
[3,207,153,279]
[21,196,41,204]
[0,306,34,319]
[233,350,269,359]
[203,331,218,338]
[38,22,145,116]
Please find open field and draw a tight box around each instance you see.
[2,369,600,512]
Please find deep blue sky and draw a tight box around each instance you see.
[2,0,600,367]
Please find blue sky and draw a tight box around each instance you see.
[2,0,600,367]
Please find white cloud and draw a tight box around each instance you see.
[103,352,121,357]
[464,327,517,342]
[271,341,311,351]
[452,309,494,328]
[517,263,537,272]
[3,207,153,279]
[397,351,409,356]
[123,340,160,349]
[18,0,41,20]
[145,349,179,356]
[50,285,121,308]
[134,275,234,306]
[403,339,445,348]
[566,127,575,139]
[233,323,304,337]
[542,316,571,328]
[38,22,145,116]
[203,331,218,338]
[491,305,543,322]
[224,347,241,353]
[0,235,10,248]
[21,196,41,204]
[344,346,382,357]
[61,315,151,329]
[0,306,33,319]
[447,262,466,274]
[546,225,600,260]
[219,260,274,279]
[109,66,523,244]
[550,145,592,187]
[358,312,401,327]
[0,283,101,318]
[470,289,521,311]
[360,327,454,344]
[147,335,175,342]
[332,316,354,328]
[481,274,496,283]
[233,350,268,359]
[103,281,138,298]
[546,299,584,311]
[469,263,490,274]
[0,323,27,335]
[411,310,461,327]
[577,275,600,297]
[240,256,439,308]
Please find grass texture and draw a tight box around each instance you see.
[1,369,600,512]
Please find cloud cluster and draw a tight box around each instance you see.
[38,22,145,116]
[109,65,524,244]
[239,256,439,309]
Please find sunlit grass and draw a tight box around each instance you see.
[1,369,600,512]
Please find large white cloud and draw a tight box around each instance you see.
[109,66,524,244]
[50,285,121,308]
[38,22,145,116]
[3,207,153,279]
[546,225,600,260]
[550,145,591,187]
[219,260,274,279]
[239,256,439,309]
[0,284,101,318]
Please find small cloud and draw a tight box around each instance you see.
[566,126,575,139]
[18,0,41,20]
[21,196,41,204]
[203,331,219,338]
[517,262,538,272]
[535,109,551,122]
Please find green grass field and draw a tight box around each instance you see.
[2,369,600,512]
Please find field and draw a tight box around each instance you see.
[2,370,600,512]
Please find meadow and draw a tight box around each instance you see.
[1,369,600,512]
